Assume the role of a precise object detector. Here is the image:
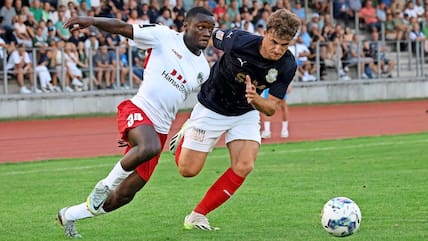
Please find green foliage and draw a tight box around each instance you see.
[0,133,427,241]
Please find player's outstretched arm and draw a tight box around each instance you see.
[64,17,133,39]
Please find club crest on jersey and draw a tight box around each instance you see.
[266,68,278,83]
[215,30,224,40]
[197,72,204,84]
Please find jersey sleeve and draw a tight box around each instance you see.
[132,24,171,49]
[268,56,297,99]
[212,29,237,54]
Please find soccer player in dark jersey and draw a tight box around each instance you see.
[56,7,215,238]
[169,8,301,230]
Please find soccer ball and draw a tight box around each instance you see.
[321,197,362,237]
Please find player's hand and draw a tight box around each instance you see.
[63,17,93,32]
[245,75,256,104]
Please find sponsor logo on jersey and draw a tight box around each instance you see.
[266,68,278,83]
[197,72,204,84]
[171,49,182,59]
[161,69,188,97]
[237,57,247,67]
[189,128,206,142]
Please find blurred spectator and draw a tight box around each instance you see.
[272,0,291,12]
[46,26,59,46]
[34,43,54,92]
[147,0,160,23]
[342,34,376,79]
[289,36,317,82]
[0,0,16,28]
[376,1,387,23]
[6,43,39,94]
[384,10,409,41]
[307,12,321,33]
[46,43,62,92]
[173,0,186,17]
[14,14,34,48]
[343,25,354,42]
[359,0,381,33]
[64,42,85,90]
[409,21,428,55]
[55,39,75,92]
[241,10,254,33]
[84,31,99,53]
[33,25,48,47]
[227,0,241,22]
[313,0,330,15]
[291,1,305,21]
[414,0,425,22]
[93,44,114,89]
[368,30,396,78]
[213,0,227,22]
[156,8,174,27]
[255,9,269,30]
[30,0,44,23]
[14,0,24,16]
[333,0,354,27]
[403,0,418,20]
[45,2,59,24]
[55,5,71,41]
[68,29,87,47]
[299,24,311,47]
[174,13,185,31]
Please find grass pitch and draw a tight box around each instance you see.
[1,133,427,241]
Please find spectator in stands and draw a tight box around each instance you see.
[0,0,16,28]
[84,31,99,53]
[45,1,58,24]
[76,40,90,89]
[260,86,291,139]
[34,43,54,92]
[156,8,174,27]
[6,43,40,94]
[93,44,114,89]
[403,0,419,21]
[213,0,227,22]
[32,25,48,47]
[173,0,186,17]
[29,0,44,23]
[291,1,305,21]
[46,26,59,46]
[307,12,321,32]
[323,34,350,80]
[368,30,396,78]
[46,42,62,92]
[420,11,428,38]
[146,0,159,23]
[313,0,329,15]
[342,33,376,79]
[334,0,354,27]
[55,39,75,93]
[14,14,33,47]
[359,0,381,33]
[376,1,387,23]
[64,41,85,90]
[290,35,317,82]
[55,6,71,41]
[343,26,354,42]
[409,21,428,55]
[227,0,241,22]
[68,28,86,46]
[241,10,255,33]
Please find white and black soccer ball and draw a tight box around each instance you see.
[321,197,362,237]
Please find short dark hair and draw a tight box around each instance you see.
[185,7,213,22]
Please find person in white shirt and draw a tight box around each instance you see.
[56,7,216,238]
[6,43,40,94]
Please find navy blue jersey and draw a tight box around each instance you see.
[198,29,297,116]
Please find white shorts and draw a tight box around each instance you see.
[182,102,261,152]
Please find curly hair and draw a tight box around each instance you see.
[266,9,301,41]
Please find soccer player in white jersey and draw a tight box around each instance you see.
[169,9,301,230]
[56,7,215,238]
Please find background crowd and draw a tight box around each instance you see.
[1,0,428,94]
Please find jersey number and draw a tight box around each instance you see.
[127,113,143,127]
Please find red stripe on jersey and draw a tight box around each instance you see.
[143,48,153,69]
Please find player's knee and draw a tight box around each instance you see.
[233,162,254,177]
[135,143,161,162]
[178,164,201,177]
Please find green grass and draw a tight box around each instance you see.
[1,133,428,241]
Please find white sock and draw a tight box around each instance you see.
[65,202,95,221]
[102,160,133,190]
[264,121,271,132]
[282,121,288,131]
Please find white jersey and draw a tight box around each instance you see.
[130,24,210,134]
